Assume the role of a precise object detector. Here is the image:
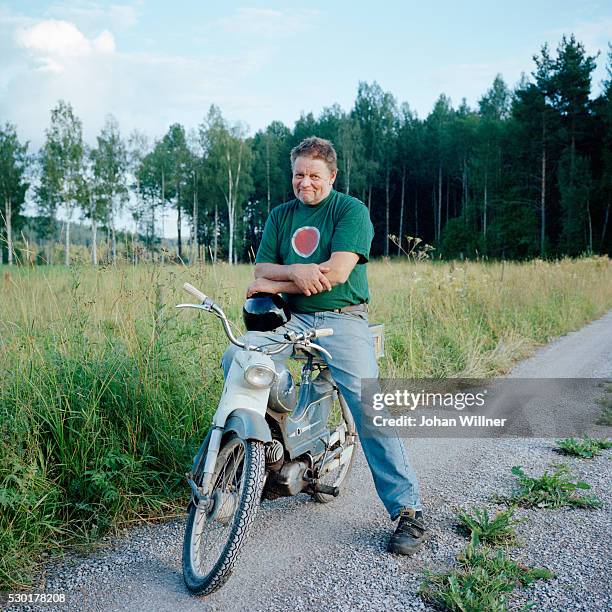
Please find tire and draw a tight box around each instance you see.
[182,435,266,595]
[313,390,357,503]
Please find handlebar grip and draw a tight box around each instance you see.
[315,328,334,338]
[183,283,207,303]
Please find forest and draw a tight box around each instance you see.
[1,35,611,265]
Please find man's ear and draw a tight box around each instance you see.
[329,169,337,185]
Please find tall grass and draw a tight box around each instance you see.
[1,256,611,587]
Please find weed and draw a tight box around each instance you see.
[420,533,553,611]
[555,436,612,459]
[456,506,523,546]
[503,465,602,509]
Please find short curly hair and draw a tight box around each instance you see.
[290,136,337,173]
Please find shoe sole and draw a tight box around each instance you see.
[387,532,431,556]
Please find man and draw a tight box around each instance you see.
[222,136,427,555]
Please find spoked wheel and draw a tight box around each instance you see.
[182,434,265,595]
[313,390,357,503]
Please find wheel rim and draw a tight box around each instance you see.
[190,437,246,579]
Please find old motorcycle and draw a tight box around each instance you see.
[177,283,357,595]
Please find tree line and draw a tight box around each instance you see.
[1,35,611,266]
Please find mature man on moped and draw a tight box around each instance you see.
[222,136,427,555]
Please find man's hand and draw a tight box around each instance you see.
[289,263,332,296]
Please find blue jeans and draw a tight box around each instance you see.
[221,309,422,520]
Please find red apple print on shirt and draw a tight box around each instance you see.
[291,226,320,258]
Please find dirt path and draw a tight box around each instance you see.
[14,311,612,611]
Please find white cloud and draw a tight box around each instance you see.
[211,7,319,38]
[14,19,115,77]
[0,9,272,150]
[47,1,141,31]
[16,19,107,58]
[93,30,115,53]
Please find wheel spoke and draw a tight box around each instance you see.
[189,438,247,577]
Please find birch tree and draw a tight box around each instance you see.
[200,106,253,264]
[0,123,29,265]
[41,101,84,266]
[91,115,128,264]
[127,130,150,263]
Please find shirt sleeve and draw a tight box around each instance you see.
[331,200,374,264]
[255,211,281,264]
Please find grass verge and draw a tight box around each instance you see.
[555,436,612,458]
[456,507,523,546]
[420,533,553,611]
[498,465,602,509]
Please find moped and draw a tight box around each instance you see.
[177,283,357,595]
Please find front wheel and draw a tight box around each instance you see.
[182,435,266,595]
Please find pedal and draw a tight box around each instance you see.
[313,483,340,497]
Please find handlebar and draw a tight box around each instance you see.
[178,283,245,348]
[183,283,207,302]
[177,282,334,359]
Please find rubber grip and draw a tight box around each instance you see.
[315,328,334,338]
[183,283,207,302]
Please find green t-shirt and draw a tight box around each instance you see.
[255,189,374,313]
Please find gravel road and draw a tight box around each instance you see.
[11,311,612,612]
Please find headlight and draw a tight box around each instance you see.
[244,364,276,388]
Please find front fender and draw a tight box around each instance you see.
[224,408,272,443]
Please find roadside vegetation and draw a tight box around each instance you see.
[1,257,611,589]
[555,436,611,458]
[422,456,605,611]
[503,465,602,509]
[455,507,522,546]
[420,532,553,612]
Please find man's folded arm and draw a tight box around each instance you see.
[255,253,358,286]
[246,277,308,297]
[254,262,293,281]
[319,251,360,286]
[251,252,358,298]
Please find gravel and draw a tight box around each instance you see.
[7,311,612,612]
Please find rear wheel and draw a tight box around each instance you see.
[182,435,265,595]
[313,390,356,503]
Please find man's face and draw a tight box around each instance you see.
[292,156,337,205]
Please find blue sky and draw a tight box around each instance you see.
[1,0,611,150]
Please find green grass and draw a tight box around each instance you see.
[1,257,612,588]
[420,533,553,612]
[501,465,602,509]
[456,507,523,546]
[555,436,612,458]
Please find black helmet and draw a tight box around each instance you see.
[243,293,291,332]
